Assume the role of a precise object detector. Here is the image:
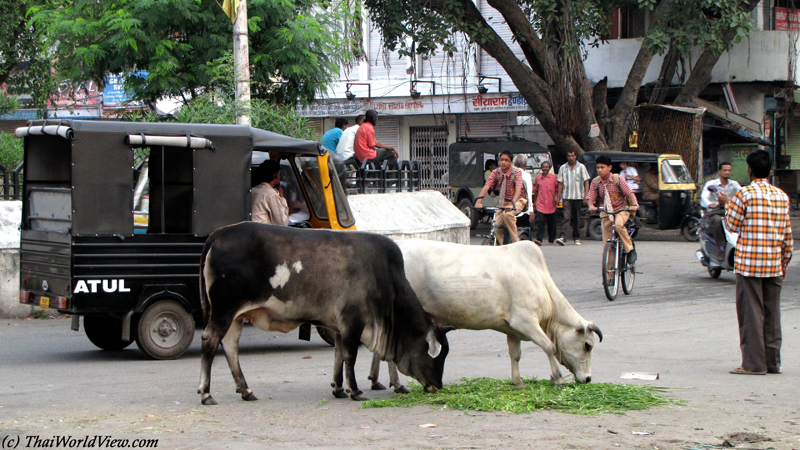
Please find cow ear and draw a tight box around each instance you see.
[426,330,442,358]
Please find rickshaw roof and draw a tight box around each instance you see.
[22,119,326,156]
[579,151,682,164]
[449,138,547,155]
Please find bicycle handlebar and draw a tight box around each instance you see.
[472,206,513,212]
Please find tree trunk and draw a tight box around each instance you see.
[674,0,760,106]
[651,43,681,105]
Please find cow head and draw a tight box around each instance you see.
[394,325,452,393]
[556,321,602,384]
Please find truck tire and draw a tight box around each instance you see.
[458,198,480,230]
[84,315,134,351]
[588,218,603,241]
[136,300,195,360]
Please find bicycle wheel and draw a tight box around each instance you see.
[481,235,496,246]
[602,241,619,301]
[621,256,635,295]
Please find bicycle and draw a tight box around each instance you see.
[596,207,639,300]
[472,206,519,246]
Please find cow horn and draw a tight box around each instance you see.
[588,323,603,343]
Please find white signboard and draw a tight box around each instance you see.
[297,93,530,117]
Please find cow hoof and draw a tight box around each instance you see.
[513,380,524,388]
[201,395,218,406]
[350,391,367,401]
[394,385,410,394]
[332,389,349,399]
[371,382,387,391]
[242,392,258,401]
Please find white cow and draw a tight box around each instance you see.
[369,239,602,388]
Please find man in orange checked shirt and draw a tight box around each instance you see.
[721,150,793,376]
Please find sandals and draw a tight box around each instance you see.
[729,366,766,375]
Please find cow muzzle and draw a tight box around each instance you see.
[425,385,438,393]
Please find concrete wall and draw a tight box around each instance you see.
[0,201,31,318]
[584,30,795,88]
[348,191,471,244]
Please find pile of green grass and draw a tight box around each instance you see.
[362,377,673,415]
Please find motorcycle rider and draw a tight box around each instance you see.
[700,162,742,261]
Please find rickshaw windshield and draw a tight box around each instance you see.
[328,162,355,228]
[661,159,694,184]
[294,156,328,220]
[280,160,311,223]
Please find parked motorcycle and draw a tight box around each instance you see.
[695,213,737,278]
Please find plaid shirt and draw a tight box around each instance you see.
[725,179,793,278]
[584,174,634,212]
[485,167,524,201]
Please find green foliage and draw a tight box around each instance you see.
[642,0,755,57]
[0,132,24,171]
[32,0,362,106]
[139,93,316,141]
[0,0,57,113]
[362,377,674,415]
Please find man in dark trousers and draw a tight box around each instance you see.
[721,150,793,375]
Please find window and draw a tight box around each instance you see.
[661,159,694,184]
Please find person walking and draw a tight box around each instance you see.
[532,160,558,245]
[475,150,526,245]
[720,150,792,376]
[556,150,590,245]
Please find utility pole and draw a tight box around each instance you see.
[232,0,251,126]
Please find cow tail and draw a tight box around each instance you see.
[199,233,216,327]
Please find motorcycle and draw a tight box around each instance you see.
[695,211,737,278]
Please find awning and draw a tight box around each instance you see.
[15,125,73,140]
[695,97,761,135]
[727,128,774,147]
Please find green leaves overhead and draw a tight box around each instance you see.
[32,0,363,106]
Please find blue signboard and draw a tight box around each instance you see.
[103,71,148,106]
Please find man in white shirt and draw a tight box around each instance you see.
[336,114,364,166]
[700,162,742,260]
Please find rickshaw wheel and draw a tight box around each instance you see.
[588,218,603,241]
[136,300,195,360]
[682,217,701,242]
[708,267,722,278]
[84,315,134,351]
[316,326,337,346]
[458,199,480,230]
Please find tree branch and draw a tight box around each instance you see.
[485,0,548,80]
[674,0,760,106]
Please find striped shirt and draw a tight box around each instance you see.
[724,179,793,278]
[584,174,634,212]
[557,162,590,200]
[485,167,524,201]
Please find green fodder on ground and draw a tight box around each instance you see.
[362,377,674,415]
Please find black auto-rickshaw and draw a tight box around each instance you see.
[579,151,700,241]
[16,120,354,359]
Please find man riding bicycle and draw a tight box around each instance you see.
[585,155,640,264]
[475,150,526,245]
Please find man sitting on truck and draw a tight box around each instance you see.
[251,160,289,226]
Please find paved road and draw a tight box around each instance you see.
[1,239,799,449]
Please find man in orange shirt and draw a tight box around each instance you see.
[353,109,398,164]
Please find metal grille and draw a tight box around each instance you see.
[410,126,449,194]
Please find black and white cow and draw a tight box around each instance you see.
[197,222,450,405]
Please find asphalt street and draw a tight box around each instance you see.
[1,232,799,449]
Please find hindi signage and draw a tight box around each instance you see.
[297,93,531,117]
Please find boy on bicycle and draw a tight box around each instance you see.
[585,155,640,263]
[475,150,526,245]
